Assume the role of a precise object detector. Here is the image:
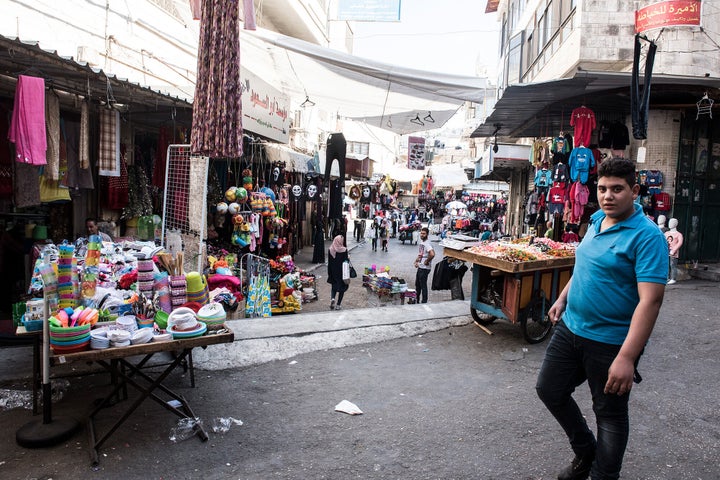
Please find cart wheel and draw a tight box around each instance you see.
[521,296,552,344]
[470,307,495,325]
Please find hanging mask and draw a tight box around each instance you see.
[291,185,303,200]
[272,167,281,183]
[307,184,318,200]
[362,186,371,199]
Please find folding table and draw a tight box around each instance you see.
[50,328,234,466]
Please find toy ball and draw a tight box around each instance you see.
[225,187,238,202]
[260,186,276,201]
[216,202,228,214]
[235,187,248,203]
[228,202,241,215]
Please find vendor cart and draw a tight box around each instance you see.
[443,247,574,344]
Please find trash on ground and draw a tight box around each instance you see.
[335,400,363,415]
[169,417,203,442]
[210,416,243,434]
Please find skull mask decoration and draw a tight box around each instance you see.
[291,185,303,200]
[272,167,281,183]
[307,184,318,200]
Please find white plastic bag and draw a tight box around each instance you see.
[342,260,351,284]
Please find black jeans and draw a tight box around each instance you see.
[536,321,632,480]
[415,268,430,303]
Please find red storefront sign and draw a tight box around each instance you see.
[635,1,702,33]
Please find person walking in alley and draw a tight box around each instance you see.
[413,227,435,303]
[380,216,390,252]
[536,158,668,480]
[327,235,349,310]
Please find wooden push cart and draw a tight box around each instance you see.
[443,247,574,343]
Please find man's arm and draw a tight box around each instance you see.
[425,247,435,266]
[548,277,572,325]
[604,282,665,395]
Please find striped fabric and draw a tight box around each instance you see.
[98,108,120,176]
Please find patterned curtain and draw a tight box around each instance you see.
[191,0,243,158]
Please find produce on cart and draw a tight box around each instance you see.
[444,237,576,343]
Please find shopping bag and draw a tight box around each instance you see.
[348,260,357,278]
[342,260,351,284]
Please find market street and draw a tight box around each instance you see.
[294,224,473,314]
[0,276,717,479]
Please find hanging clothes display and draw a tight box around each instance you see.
[191,0,243,158]
[568,146,595,184]
[8,75,47,166]
[243,253,271,317]
[570,106,595,147]
[98,108,120,176]
[44,91,60,180]
[631,34,657,140]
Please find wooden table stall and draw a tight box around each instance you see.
[50,328,234,466]
[443,247,574,343]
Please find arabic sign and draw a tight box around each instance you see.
[635,0,702,33]
[240,68,290,143]
[337,0,402,22]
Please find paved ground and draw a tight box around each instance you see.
[0,277,718,479]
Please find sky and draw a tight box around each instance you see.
[349,0,501,78]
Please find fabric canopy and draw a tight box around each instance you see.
[240,28,487,135]
[428,163,470,187]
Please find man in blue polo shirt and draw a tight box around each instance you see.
[536,157,668,480]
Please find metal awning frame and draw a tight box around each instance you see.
[472,70,720,139]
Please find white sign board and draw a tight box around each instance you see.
[241,68,290,143]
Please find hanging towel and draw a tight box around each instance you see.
[8,75,47,166]
[98,108,120,176]
[45,91,60,180]
[13,162,41,208]
[79,101,90,169]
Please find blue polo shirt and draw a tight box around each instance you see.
[564,203,668,345]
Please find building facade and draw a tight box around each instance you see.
[475,0,720,262]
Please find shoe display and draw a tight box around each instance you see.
[330,299,336,310]
[557,453,594,480]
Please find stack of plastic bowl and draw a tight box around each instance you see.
[167,307,207,339]
[107,329,131,347]
[49,323,91,353]
[154,310,169,330]
[90,327,110,350]
[196,303,227,329]
[116,315,138,334]
[130,327,154,345]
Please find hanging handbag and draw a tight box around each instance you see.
[348,260,357,278]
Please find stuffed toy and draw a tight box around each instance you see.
[242,168,253,191]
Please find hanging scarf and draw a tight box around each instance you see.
[329,235,346,258]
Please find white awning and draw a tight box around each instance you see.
[263,143,311,173]
[428,163,470,188]
[240,27,487,135]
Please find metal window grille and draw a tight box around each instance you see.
[162,145,208,273]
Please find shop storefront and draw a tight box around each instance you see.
[472,71,720,261]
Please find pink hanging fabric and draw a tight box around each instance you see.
[8,75,47,166]
[243,0,256,30]
[189,0,202,20]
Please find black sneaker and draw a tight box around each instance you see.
[557,453,594,480]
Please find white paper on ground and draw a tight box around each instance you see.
[334,400,363,415]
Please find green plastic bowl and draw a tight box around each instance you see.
[154,311,169,330]
[49,323,92,334]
